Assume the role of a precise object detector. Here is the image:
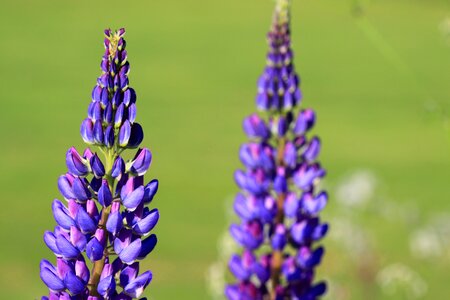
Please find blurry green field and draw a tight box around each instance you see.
[0,0,449,299]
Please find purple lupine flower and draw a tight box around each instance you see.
[40,28,159,300]
[226,1,328,299]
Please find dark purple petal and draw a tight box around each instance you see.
[253,256,270,283]
[128,103,137,124]
[90,101,102,122]
[98,179,112,207]
[123,88,136,107]
[302,192,327,215]
[103,103,113,124]
[80,118,95,144]
[75,257,90,283]
[233,193,253,220]
[234,170,247,190]
[70,226,87,252]
[100,85,109,105]
[111,156,126,179]
[274,174,287,193]
[76,206,96,234]
[58,174,75,200]
[132,209,159,235]
[290,220,313,245]
[115,103,125,128]
[138,234,157,259]
[86,237,104,262]
[90,154,105,178]
[229,223,263,250]
[83,148,94,160]
[119,120,131,147]
[271,225,287,250]
[56,258,71,280]
[119,238,142,264]
[228,255,251,281]
[114,229,132,255]
[72,177,91,202]
[112,90,123,108]
[256,92,269,111]
[143,179,158,204]
[44,231,61,255]
[93,120,104,145]
[224,285,240,300]
[283,141,297,168]
[303,137,321,162]
[119,262,139,287]
[294,109,315,135]
[64,270,86,295]
[243,114,270,139]
[106,210,123,236]
[56,234,80,259]
[127,123,144,148]
[66,147,89,176]
[308,282,327,297]
[293,163,326,190]
[129,148,152,176]
[40,260,65,291]
[121,186,144,211]
[97,275,115,297]
[90,176,102,192]
[52,200,75,230]
[283,193,299,218]
[92,86,102,102]
[312,223,328,241]
[123,271,152,298]
[297,246,324,269]
[104,125,115,148]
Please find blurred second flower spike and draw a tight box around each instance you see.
[225,0,329,299]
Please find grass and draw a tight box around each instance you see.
[0,0,449,298]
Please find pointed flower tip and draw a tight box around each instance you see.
[274,0,291,25]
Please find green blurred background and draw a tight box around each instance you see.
[0,0,449,299]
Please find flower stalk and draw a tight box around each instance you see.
[40,28,160,300]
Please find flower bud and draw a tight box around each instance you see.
[129,148,152,176]
[66,147,89,176]
[90,154,105,178]
[104,125,114,148]
[127,123,144,148]
[294,109,315,136]
[243,114,270,140]
[118,120,131,147]
[111,156,125,179]
[80,118,94,144]
[98,179,112,207]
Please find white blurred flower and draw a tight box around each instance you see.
[206,261,226,300]
[410,228,442,259]
[376,263,427,299]
[329,217,371,259]
[335,170,377,208]
[409,213,450,260]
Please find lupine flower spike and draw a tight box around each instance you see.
[40,28,160,300]
[225,1,328,299]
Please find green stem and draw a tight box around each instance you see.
[87,148,116,296]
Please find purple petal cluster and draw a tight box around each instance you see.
[41,29,159,300]
[226,3,328,300]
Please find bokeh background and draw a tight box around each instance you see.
[0,0,449,299]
